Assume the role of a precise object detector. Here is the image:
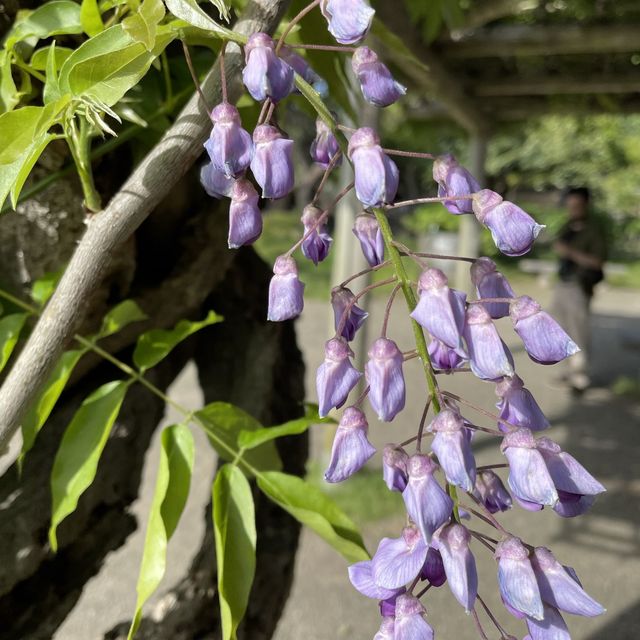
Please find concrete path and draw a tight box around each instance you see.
[55,283,640,640]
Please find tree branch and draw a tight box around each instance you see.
[0,0,291,450]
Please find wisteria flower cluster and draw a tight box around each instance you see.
[200,1,605,638]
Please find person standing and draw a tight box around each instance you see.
[552,187,608,393]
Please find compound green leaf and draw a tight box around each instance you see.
[133,310,222,371]
[6,1,83,48]
[49,380,128,551]
[0,313,28,373]
[31,269,64,307]
[20,349,86,460]
[213,464,256,640]
[195,402,281,473]
[128,423,194,639]
[257,471,369,563]
[123,0,165,51]
[30,46,73,71]
[98,300,147,338]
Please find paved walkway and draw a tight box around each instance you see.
[56,283,640,640]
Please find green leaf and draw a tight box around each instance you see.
[164,0,236,39]
[128,423,194,639]
[6,1,83,48]
[98,300,147,338]
[31,269,64,307]
[133,310,222,371]
[123,0,165,51]
[49,380,128,551]
[30,46,74,71]
[208,0,231,22]
[9,133,56,208]
[257,471,369,563]
[43,42,62,104]
[0,313,28,373]
[80,0,105,37]
[0,51,19,113]
[20,348,85,460]
[213,464,256,640]
[237,405,332,451]
[195,402,281,473]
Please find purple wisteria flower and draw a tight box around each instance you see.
[348,560,403,600]
[428,336,466,371]
[473,189,545,256]
[320,0,375,44]
[501,428,605,516]
[310,117,341,168]
[525,603,570,640]
[510,296,580,365]
[325,406,375,482]
[348,128,399,207]
[531,547,604,617]
[429,409,476,492]
[353,214,385,266]
[410,268,467,354]
[242,32,294,102]
[316,337,362,417]
[470,257,516,319]
[421,546,447,587]
[200,162,234,198]
[365,337,405,422]
[496,374,549,432]
[351,46,406,107]
[228,178,262,248]
[372,525,429,589]
[432,154,480,215]
[374,616,395,640]
[402,454,453,543]
[204,103,253,178]
[331,286,368,341]
[301,204,332,265]
[383,444,409,492]
[433,523,478,612]
[463,303,515,381]
[474,470,512,513]
[250,124,294,199]
[267,255,304,321]
[280,45,328,96]
[394,594,435,640]
[495,535,544,620]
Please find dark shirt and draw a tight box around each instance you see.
[557,216,608,296]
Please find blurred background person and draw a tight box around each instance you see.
[552,187,608,393]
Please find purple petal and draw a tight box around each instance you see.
[321,0,375,45]
[348,560,401,600]
[525,604,571,640]
[372,527,428,589]
[316,338,362,417]
[365,338,405,422]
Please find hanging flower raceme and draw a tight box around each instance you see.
[280,45,328,96]
[250,124,295,199]
[495,374,549,432]
[463,303,515,381]
[473,189,545,256]
[267,255,305,321]
[242,32,295,102]
[331,286,368,341]
[348,127,399,207]
[474,470,512,513]
[411,267,467,355]
[324,406,375,482]
[365,337,406,422]
[382,444,409,492]
[432,523,478,612]
[351,46,406,107]
[432,154,480,215]
[301,204,333,265]
[371,525,429,590]
[470,257,516,319]
[501,428,605,516]
[310,116,341,168]
[353,213,385,266]
[402,454,453,544]
[200,163,234,199]
[228,178,262,248]
[428,409,476,492]
[316,337,362,417]
[510,295,580,364]
[394,594,435,640]
[204,103,253,179]
[320,0,375,44]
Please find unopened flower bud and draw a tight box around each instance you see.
[301,204,332,265]
[353,214,385,266]
[365,338,405,422]
[470,257,515,319]
[200,163,234,198]
[267,255,304,321]
[383,444,409,492]
[474,470,512,513]
[316,337,362,417]
[351,46,406,107]
[433,154,480,215]
[310,117,341,168]
[204,102,253,178]
[251,125,294,199]
[495,374,549,432]
[228,178,262,248]
[394,594,434,640]
[320,0,375,45]
[242,32,294,102]
[331,286,368,342]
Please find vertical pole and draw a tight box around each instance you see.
[455,133,488,291]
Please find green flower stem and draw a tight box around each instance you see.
[67,118,102,212]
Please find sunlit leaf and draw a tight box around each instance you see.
[123,0,165,51]
[10,133,56,208]
[257,471,369,562]
[208,0,231,22]
[213,464,256,640]
[6,1,83,48]
[49,380,128,551]
[30,46,74,71]
[98,300,147,338]
[128,423,194,639]
[0,313,28,373]
[0,50,19,113]
[31,269,64,307]
[80,0,105,36]
[133,310,222,371]
[164,0,236,39]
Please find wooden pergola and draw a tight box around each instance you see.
[373,0,640,286]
